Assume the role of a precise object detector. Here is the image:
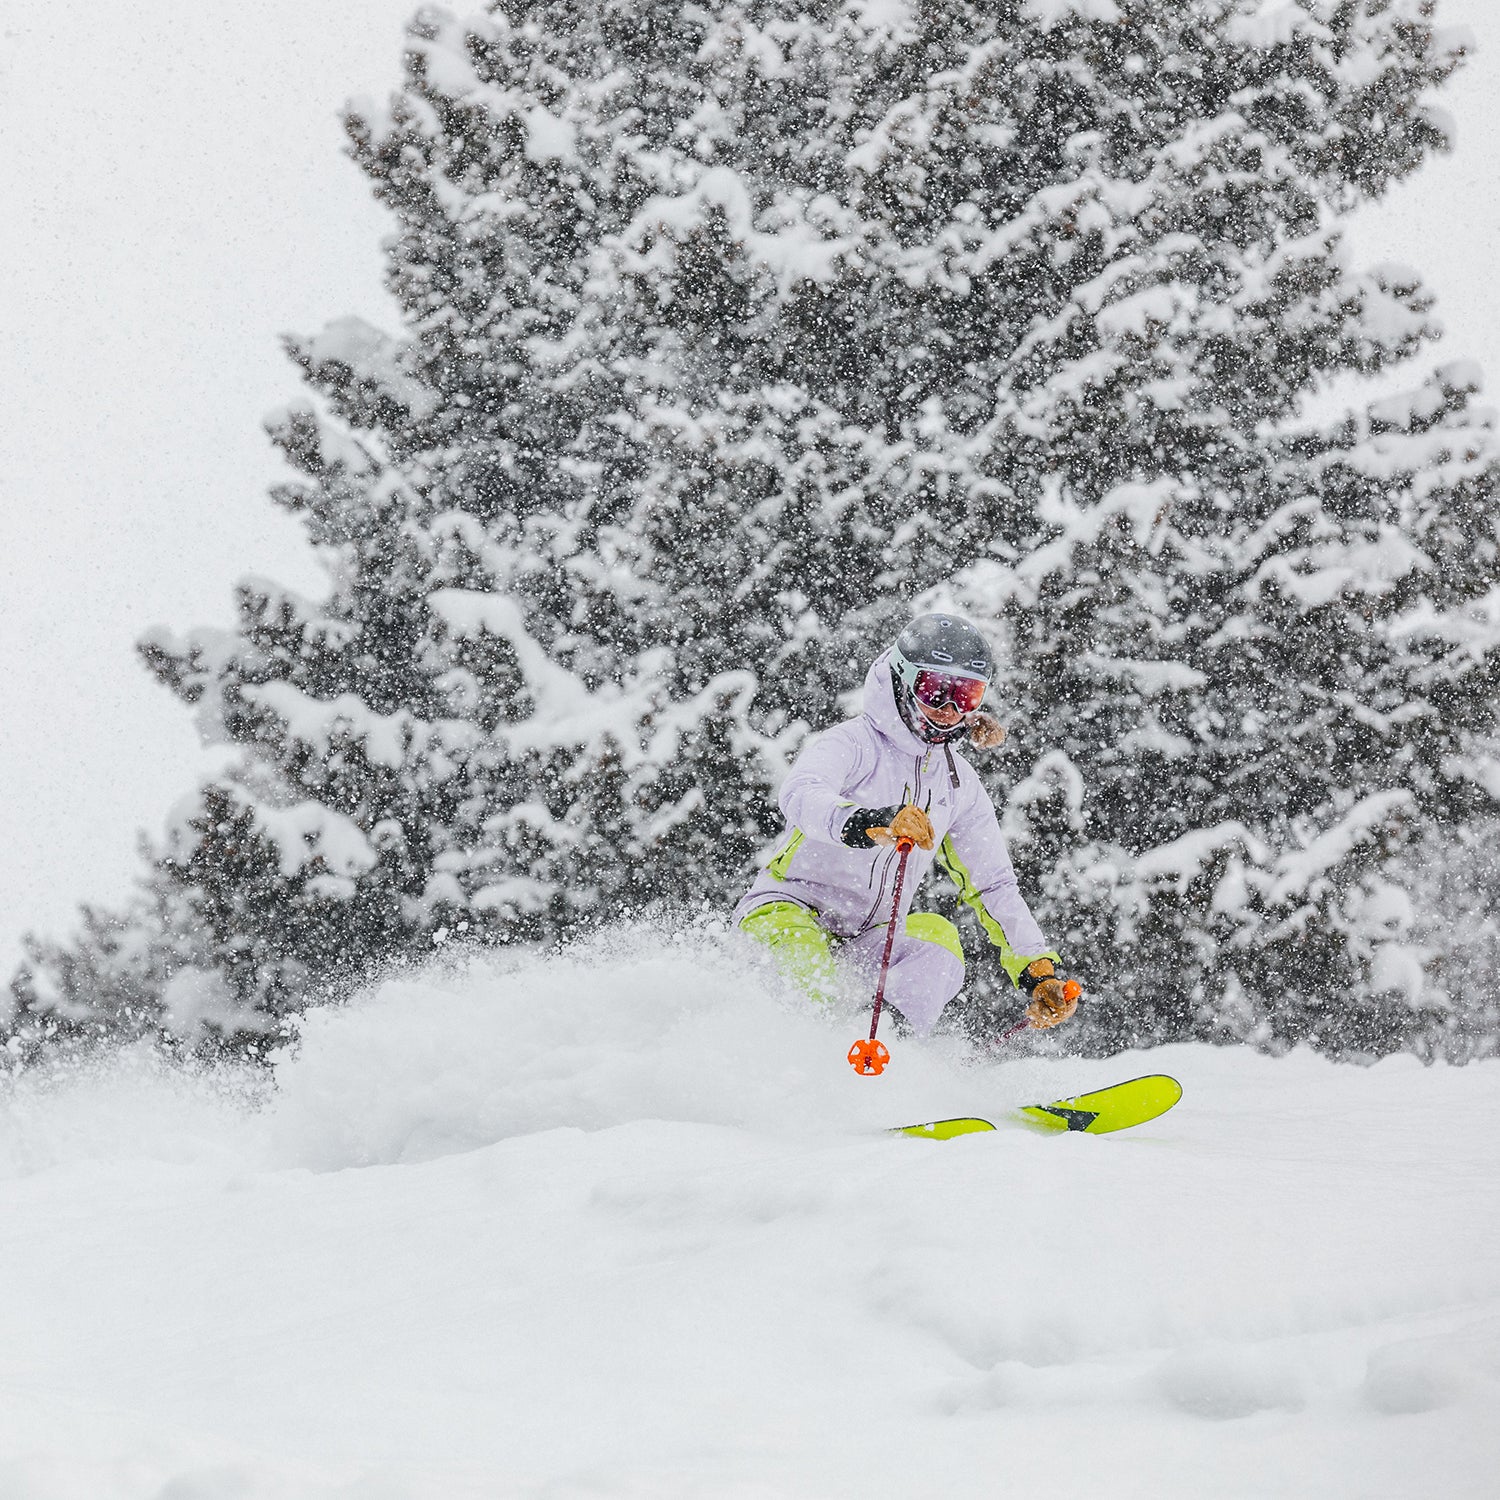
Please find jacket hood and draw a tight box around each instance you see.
[862,650,932,756]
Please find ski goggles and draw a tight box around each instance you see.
[909,668,987,715]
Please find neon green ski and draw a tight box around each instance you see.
[893,1074,1182,1140]
[896,1117,998,1141]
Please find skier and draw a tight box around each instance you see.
[735,613,1080,1037]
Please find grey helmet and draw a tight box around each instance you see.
[890,613,995,743]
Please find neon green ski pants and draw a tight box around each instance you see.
[739,900,965,1027]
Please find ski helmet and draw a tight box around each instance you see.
[890,613,995,743]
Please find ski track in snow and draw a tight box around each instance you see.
[0,928,1496,1499]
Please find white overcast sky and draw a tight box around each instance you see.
[3,1,1499,975]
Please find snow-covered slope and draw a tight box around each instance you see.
[1,934,1496,1498]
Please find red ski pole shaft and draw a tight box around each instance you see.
[868,838,915,1043]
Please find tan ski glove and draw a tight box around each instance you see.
[1020,958,1082,1029]
[868,804,936,851]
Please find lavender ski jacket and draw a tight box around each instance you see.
[735,652,1057,983]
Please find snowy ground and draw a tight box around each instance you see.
[1,934,1496,1499]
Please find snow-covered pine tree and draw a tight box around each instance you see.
[11,0,1497,1058]
[1388,815,1500,1061]
[522,0,1500,1055]
[931,5,1500,1057]
[7,879,210,1062]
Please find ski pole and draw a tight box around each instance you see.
[848,836,915,1076]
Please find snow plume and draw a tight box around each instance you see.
[0,926,993,1180]
[266,925,1019,1171]
[0,1043,265,1181]
[1,942,1498,1496]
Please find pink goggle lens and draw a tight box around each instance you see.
[911,670,987,714]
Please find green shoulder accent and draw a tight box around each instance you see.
[936,834,1058,986]
[766,828,805,880]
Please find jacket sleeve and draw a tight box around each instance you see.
[778,725,871,844]
[935,775,1058,986]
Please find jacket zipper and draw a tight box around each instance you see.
[858,846,898,932]
[857,776,912,932]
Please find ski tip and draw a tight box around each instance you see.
[1110,1073,1184,1110]
[1079,1072,1183,1104]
